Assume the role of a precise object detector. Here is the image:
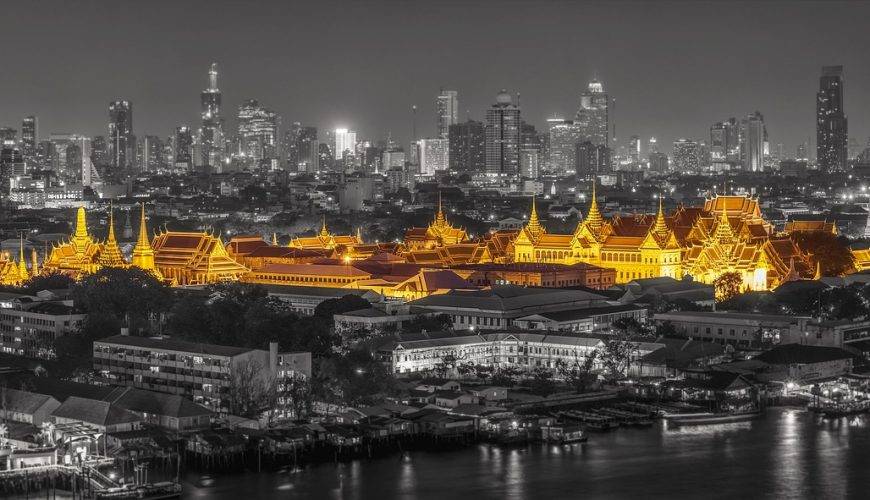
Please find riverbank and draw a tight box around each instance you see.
[179,408,870,499]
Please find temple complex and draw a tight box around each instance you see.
[151,230,249,285]
[403,194,468,250]
[42,207,104,278]
[287,218,361,250]
[512,187,817,290]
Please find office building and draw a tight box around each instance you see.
[333,128,357,161]
[136,135,163,173]
[817,65,848,172]
[672,139,701,172]
[575,141,610,178]
[741,111,766,172]
[436,89,459,139]
[21,116,37,158]
[575,79,610,147]
[485,89,521,176]
[418,138,449,176]
[108,100,133,173]
[628,135,641,164]
[547,118,583,175]
[237,99,279,161]
[200,62,224,167]
[174,126,193,170]
[448,120,485,173]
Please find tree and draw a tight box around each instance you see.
[402,314,453,333]
[791,231,855,276]
[528,366,555,395]
[457,362,475,379]
[599,339,638,382]
[314,295,371,319]
[226,358,275,418]
[557,352,599,394]
[490,366,521,388]
[713,271,743,302]
[612,317,653,338]
[277,374,314,421]
[473,364,494,383]
[72,267,173,336]
[22,272,75,293]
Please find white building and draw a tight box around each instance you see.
[334,128,357,160]
[418,138,449,176]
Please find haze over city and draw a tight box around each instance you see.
[1,0,869,151]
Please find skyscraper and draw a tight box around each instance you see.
[628,135,641,164]
[174,126,193,170]
[21,116,37,159]
[448,120,485,173]
[136,135,163,173]
[547,118,582,175]
[108,100,133,174]
[418,138,449,176]
[436,89,459,139]
[200,62,224,167]
[741,111,766,172]
[237,99,279,162]
[333,128,357,161]
[485,89,521,176]
[283,123,319,173]
[575,79,610,147]
[817,65,847,172]
[672,139,701,172]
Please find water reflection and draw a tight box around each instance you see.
[182,409,868,499]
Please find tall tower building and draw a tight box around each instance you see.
[547,118,582,175]
[485,89,521,176]
[817,65,847,172]
[21,116,37,159]
[741,111,766,172]
[174,126,193,170]
[108,100,133,174]
[575,79,610,147]
[436,89,459,139]
[418,138,449,176]
[200,62,224,167]
[333,128,357,160]
[448,120,485,173]
[236,99,279,162]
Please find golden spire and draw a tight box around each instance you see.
[30,248,39,276]
[813,260,822,280]
[356,226,363,242]
[320,215,330,238]
[713,204,734,240]
[652,196,669,236]
[525,195,545,240]
[271,232,278,246]
[17,235,28,280]
[433,191,448,228]
[585,180,604,232]
[99,204,127,268]
[74,206,89,240]
[130,203,158,275]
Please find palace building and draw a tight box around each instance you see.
[151,230,249,286]
[42,207,104,277]
[403,194,469,250]
[512,187,816,291]
[288,218,362,250]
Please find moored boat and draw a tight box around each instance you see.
[667,411,760,426]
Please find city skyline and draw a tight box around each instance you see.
[1,0,869,154]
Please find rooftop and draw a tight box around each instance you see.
[96,335,254,357]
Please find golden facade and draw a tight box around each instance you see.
[403,195,468,250]
[513,189,816,291]
[288,218,362,250]
[42,207,105,277]
[151,231,249,285]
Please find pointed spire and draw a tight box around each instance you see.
[99,204,126,268]
[272,232,278,246]
[130,203,158,275]
[320,215,330,238]
[74,206,88,240]
[356,226,363,243]
[713,204,734,241]
[433,191,448,228]
[17,235,28,280]
[525,195,545,240]
[814,260,823,280]
[652,196,669,236]
[585,180,604,232]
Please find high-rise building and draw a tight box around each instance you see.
[21,116,37,158]
[628,135,641,164]
[649,152,669,173]
[200,62,224,167]
[136,135,163,173]
[648,137,659,155]
[485,89,521,176]
[741,111,766,172]
[817,65,847,172]
[520,123,542,179]
[672,139,701,172]
[547,118,582,175]
[333,128,357,161]
[436,89,459,139]
[575,141,610,179]
[0,128,17,145]
[575,79,610,147]
[108,100,133,174]
[418,138,449,176]
[174,126,193,170]
[382,147,406,170]
[237,99,279,162]
[448,120,485,173]
[283,124,318,173]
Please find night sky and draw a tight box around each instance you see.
[2,0,868,154]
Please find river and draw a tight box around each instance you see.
[182,408,867,499]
